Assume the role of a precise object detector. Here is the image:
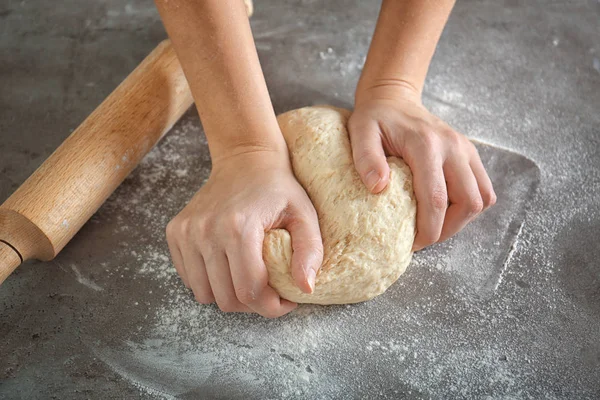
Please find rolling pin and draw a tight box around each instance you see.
[0,1,255,284]
[0,39,194,284]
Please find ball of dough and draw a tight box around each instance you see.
[263,106,417,305]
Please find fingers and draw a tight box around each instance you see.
[168,206,299,318]
[180,246,214,304]
[437,143,494,243]
[347,103,496,252]
[203,249,253,314]
[280,201,324,294]
[470,154,497,210]
[176,222,295,318]
[166,222,189,288]
[226,225,297,318]
[438,159,483,243]
[406,153,448,252]
[348,118,390,194]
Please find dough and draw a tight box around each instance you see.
[243,0,253,16]
[263,106,417,304]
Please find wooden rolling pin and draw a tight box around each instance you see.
[0,1,254,284]
[0,40,194,283]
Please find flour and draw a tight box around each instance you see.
[318,46,365,76]
[69,263,104,291]
[96,274,346,397]
[95,107,552,398]
[97,114,340,397]
[0,0,597,397]
[90,76,597,397]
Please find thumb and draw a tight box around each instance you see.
[348,118,390,194]
[281,202,323,294]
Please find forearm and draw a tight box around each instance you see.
[155,0,285,163]
[357,0,455,103]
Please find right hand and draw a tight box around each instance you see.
[348,85,496,251]
[166,150,323,318]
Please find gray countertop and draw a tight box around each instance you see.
[1,0,599,398]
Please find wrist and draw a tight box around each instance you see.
[355,77,422,107]
[209,133,289,170]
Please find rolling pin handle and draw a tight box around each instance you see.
[0,241,22,283]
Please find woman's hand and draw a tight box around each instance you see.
[166,150,323,318]
[156,0,323,318]
[349,85,496,251]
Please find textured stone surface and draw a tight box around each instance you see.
[0,0,598,398]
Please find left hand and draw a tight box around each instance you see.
[348,85,496,251]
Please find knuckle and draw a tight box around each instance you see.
[179,217,192,235]
[444,129,463,148]
[466,140,478,154]
[464,196,484,217]
[165,220,177,239]
[482,190,497,207]
[413,119,430,134]
[218,211,248,237]
[429,189,448,211]
[194,216,211,236]
[230,213,248,235]
[465,137,481,155]
[167,217,193,238]
[418,130,439,153]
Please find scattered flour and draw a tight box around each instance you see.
[86,110,563,399]
[69,263,103,292]
[318,46,365,76]
[86,42,600,395]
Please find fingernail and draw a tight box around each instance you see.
[365,170,382,192]
[307,269,316,293]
